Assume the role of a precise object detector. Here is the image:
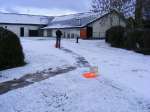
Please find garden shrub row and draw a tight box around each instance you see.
[106,26,150,55]
[106,26,125,48]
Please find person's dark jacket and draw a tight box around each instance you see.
[56,30,62,38]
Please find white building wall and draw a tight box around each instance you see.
[90,12,126,38]
[52,29,57,37]
[49,28,80,38]
[0,24,40,37]
[43,29,48,37]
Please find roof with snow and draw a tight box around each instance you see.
[0,13,50,25]
[0,10,125,28]
[43,12,104,29]
[43,10,125,29]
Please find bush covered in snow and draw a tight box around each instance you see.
[0,27,25,70]
[106,26,125,47]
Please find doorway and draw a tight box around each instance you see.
[20,27,24,37]
[87,27,93,38]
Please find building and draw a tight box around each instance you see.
[0,10,126,39]
[0,13,50,37]
[43,10,126,39]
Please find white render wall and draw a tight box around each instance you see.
[89,12,126,38]
[43,30,48,37]
[49,28,80,38]
[0,24,41,37]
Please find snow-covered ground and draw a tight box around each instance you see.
[0,37,150,112]
[62,39,150,100]
[0,37,76,82]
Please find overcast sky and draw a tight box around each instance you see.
[0,0,92,16]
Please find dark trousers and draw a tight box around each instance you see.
[56,37,61,48]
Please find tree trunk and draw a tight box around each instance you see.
[135,0,143,28]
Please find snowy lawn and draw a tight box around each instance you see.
[0,37,76,82]
[62,39,150,100]
[0,37,150,112]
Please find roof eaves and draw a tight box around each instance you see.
[0,12,50,17]
[83,10,126,27]
[41,25,83,29]
[0,22,47,26]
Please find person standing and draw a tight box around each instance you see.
[56,29,62,48]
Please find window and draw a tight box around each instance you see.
[71,33,74,38]
[67,33,70,38]
[20,27,24,37]
[76,17,81,26]
[29,30,39,37]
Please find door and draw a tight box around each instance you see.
[87,27,93,38]
[20,27,24,37]
[80,28,87,39]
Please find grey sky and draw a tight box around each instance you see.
[0,0,92,16]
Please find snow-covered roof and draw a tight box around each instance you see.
[0,10,125,28]
[52,12,100,22]
[43,12,105,29]
[43,24,81,29]
[0,12,50,25]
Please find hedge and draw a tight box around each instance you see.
[106,26,150,55]
[105,26,125,47]
[0,27,25,70]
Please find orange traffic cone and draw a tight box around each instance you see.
[83,66,99,79]
[83,72,97,78]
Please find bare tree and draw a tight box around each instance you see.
[91,0,135,17]
[91,0,111,13]
[92,0,149,28]
[91,0,134,26]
